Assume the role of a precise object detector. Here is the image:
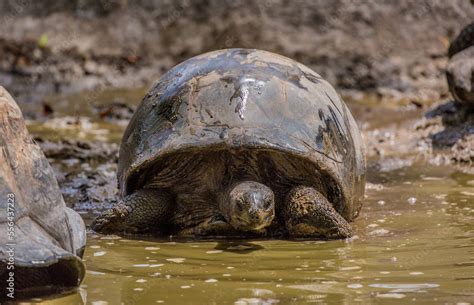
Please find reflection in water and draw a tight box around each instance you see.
[28,164,474,305]
[215,241,265,254]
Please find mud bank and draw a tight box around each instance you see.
[362,100,473,175]
[1,0,473,107]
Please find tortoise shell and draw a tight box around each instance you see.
[119,49,365,221]
[0,86,85,295]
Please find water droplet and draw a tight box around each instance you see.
[93,251,107,257]
[205,279,218,283]
[407,197,417,205]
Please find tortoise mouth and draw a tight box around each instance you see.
[225,204,275,232]
[229,214,275,232]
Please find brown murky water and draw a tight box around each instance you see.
[19,90,474,305]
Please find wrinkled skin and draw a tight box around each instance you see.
[0,86,86,299]
[92,49,365,239]
[224,181,275,231]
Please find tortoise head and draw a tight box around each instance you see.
[223,181,275,231]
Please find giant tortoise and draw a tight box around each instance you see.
[0,87,86,298]
[92,49,366,239]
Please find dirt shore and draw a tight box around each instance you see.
[1,0,473,105]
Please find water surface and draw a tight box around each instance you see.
[18,89,474,305]
[24,164,474,305]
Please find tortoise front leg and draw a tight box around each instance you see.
[283,186,353,239]
[91,189,173,234]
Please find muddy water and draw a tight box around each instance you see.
[20,90,474,305]
[25,87,147,143]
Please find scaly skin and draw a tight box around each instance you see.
[91,189,173,234]
[222,181,275,231]
[283,186,353,239]
[92,181,275,236]
[93,184,353,238]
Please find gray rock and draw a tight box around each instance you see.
[446,47,474,106]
